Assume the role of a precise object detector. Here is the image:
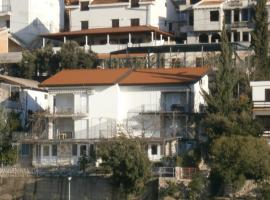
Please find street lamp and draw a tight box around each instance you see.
[68,176,72,200]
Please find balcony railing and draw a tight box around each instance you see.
[253,101,270,108]
[0,5,11,13]
[128,104,191,114]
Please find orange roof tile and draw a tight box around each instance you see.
[41,25,174,39]
[119,67,209,85]
[40,68,131,87]
[40,67,208,87]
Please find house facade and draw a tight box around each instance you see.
[178,0,270,44]
[17,67,208,167]
[0,75,48,126]
[250,81,270,138]
[42,0,178,54]
[0,0,64,46]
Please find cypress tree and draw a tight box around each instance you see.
[251,0,269,80]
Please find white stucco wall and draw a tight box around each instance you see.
[1,0,64,45]
[250,81,270,102]
[69,0,178,32]
[25,89,48,112]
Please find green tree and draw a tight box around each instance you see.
[203,25,261,140]
[188,173,208,200]
[210,135,270,196]
[251,0,269,80]
[20,42,98,79]
[0,108,21,165]
[97,136,151,195]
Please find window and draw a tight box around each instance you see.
[80,145,87,156]
[81,21,88,30]
[72,144,77,156]
[52,145,57,156]
[9,90,19,101]
[6,20,10,28]
[151,145,158,155]
[169,23,172,32]
[112,19,119,28]
[196,57,203,67]
[234,9,239,22]
[131,18,140,26]
[43,145,49,156]
[242,8,248,21]
[224,10,231,24]
[80,1,89,11]
[233,32,240,42]
[131,0,139,7]
[265,89,270,101]
[89,144,95,157]
[243,32,249,42]
[21,144,30,156]
[210,11,219,21]
[189,11,194,26]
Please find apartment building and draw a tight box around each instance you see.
[42,0,178,54]
[16,67,208,167]
[178,0,270,44]
[250,81,270,139]
[0,0,64,46]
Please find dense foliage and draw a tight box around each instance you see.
[20,41,98,79]
[210,135,270,195]
[251,0,270,80]
[97,136,151,195]
[0,108,21,165]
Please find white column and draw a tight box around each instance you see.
[48,119,53,139]
[208,34,211,43]
[239,9,242,22]
[168,36,170,44]
[42,38,46,48]
[107,34,110,44]
[239,31,243,42]
[64,36,67,43]
[151,32,154,42]
[128,33,132,45]
[85,35,88,46]
[160,34,163,41]
[248,32,251,42]
[231,32,234,42]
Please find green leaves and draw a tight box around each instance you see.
[97,136,151,195]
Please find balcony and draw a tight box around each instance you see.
[253,101,270,109]
[226,21,253,29]
[0,5,11,15]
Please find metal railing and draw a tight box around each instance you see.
[0,5,11,13]
[152,167,197,180]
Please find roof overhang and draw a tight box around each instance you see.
[41,25,174,40]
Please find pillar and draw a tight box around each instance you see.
[107,34,110,44]
[128,33,132,45]
[231,9,234,24]
[239,31,243,42]
[231,32,234,42]
[208,34,211,43]
[64,36,66,43]
[239,9,242,22]
[42,38,46,48]
[151,32,154,42]
[168,36,170,44]
[160,34,163,41]
[85,35,88,46]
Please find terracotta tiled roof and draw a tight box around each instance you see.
[40,68,131,87]
[119,67,208,85]
[41,25,174,39]
[40,67,208,87]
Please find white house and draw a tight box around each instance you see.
[41,0,178,54]
[17,67,208,167]
[0,75,48,126]
[250,81,270,138]
[0,0,64,46]
[178,0,270,44]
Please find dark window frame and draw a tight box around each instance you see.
[81,21,89,30]
[151,145,158,155]
[80,1,89,11]
[265,89,270,101]
[52,145,57,156]
[112,19,119,28]
[131,18,140,26]
[210,10,219,22]
[72,144,77,156]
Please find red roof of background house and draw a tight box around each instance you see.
[40,67,208,87]
[40,68,130,87]
[41,25,174,39]
[119,67,209,85]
